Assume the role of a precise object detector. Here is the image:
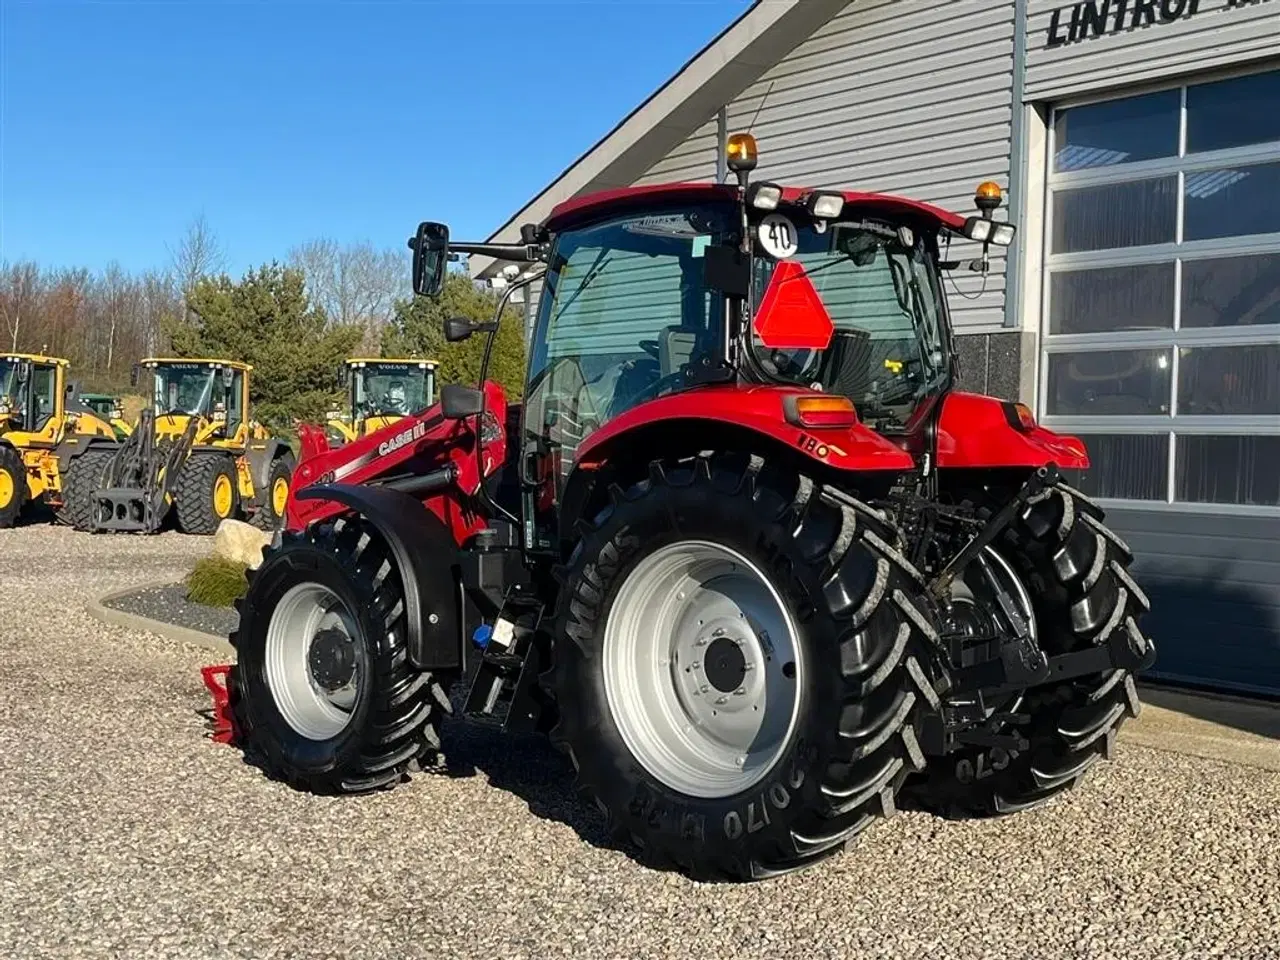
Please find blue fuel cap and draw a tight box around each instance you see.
[472,624,493,650]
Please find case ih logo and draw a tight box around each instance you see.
[377,422,427,457]
[1046,0,1267,47]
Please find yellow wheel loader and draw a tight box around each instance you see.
[0,353,119,528]
[61,358,296,535]
[325,357,437,446]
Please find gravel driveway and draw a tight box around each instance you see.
[2,524,1278,960]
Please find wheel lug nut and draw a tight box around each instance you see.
[735,755,745,767]
[734,687,746,696]
[700,685,709,694]
[715,695,728,705]
[713,627,725,637]
[743,663,755,671]
[691,662,700,670]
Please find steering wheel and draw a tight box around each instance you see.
[638,339,661,361]
[610,369,689,418]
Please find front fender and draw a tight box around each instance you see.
[244,437,292,495]
[935,392,1090,470]
[293,483,462,671]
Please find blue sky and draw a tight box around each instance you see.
[1,0,744,275]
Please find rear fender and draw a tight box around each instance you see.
[293,483,463,671]
[574,386,915,473]
[560,387,914,546]
[935,392,1090,470]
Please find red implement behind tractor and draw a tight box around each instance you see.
[220,133,1155,882]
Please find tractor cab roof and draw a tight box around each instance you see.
[1,353,70,366]
[345,357,438,368]
[541,182,968,235]
[140,357,253,372]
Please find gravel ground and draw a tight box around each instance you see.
[2,524,1279,960]
[103,581,239,638]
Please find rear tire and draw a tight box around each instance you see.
[228,516,454,792]
[251,453,296,531]
[58,447,117,531]
[0,444,26,528]
[176,453,239,535]
[903,479,1154,817]
[551,451,939,881]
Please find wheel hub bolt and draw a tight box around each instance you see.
[713,627,725,637]
[734,687,746,696]
[691,662,700,670]
[715,695,728,705]
[735,755,745,767]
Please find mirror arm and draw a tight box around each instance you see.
[446,242,542,263]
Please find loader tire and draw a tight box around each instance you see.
[175,453,239,535]
[550,451,939,882]
[251,453,296,531]
[59,447,117,531]
[228,515,454,793]
[0,444,26,528]
[902,479,1154,818]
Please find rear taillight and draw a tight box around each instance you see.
[1002,401,1037,433]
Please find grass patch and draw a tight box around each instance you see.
[186,555,249,608]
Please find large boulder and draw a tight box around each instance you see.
[212,518,272,570]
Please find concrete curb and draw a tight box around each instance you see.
[88,578,236,659]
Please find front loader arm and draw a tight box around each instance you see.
[285,381,509,542]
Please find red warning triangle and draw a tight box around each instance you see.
[752,260,834,351]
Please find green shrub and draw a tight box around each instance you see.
[186,555,250,608]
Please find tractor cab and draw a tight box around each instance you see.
[132,358,252,446]
[329,358,437,443]
[0,353,65,438]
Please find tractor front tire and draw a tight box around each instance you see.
[0,444,27,528]
[176,453,239,535]
[59,447,117,531]
[903,479,1154,818]
[251,453,296,531]
[551,451,939,881]
[228,516,454,792]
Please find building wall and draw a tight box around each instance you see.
[637,0,1018,338]
[1025,0,1280,101]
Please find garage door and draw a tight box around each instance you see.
[1037,67,1280,696]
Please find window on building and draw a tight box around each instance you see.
[1042,68,1280,508]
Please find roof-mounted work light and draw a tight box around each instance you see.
[804,191,845,220]
[746,181,783,211]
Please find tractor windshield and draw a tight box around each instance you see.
[353,363,432,419]
[0,358,20,412]
[153,364,219,417]
[750,218,949,428]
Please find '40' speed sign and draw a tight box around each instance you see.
[757,213,799,260]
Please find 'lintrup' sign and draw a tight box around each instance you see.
[1046,0,1271,48]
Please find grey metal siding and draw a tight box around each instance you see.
[1025,0,1280,102]
[1105,507,1280,696]
[635,0,1019,334]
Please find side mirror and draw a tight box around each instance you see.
[221,366,234,388]
[17,361,29,384]
[440,383,483,420]
[410,221,450,297]
[130,364,140,387]
[444,316,475,343]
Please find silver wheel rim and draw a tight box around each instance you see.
[265,582,362,740]
[602,540,803,799]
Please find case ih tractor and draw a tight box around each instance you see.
[223,133,1156,882]
[325,357,438,446]
[62,358,296,534]
[0,353,120,528]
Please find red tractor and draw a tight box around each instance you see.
[224,133,1155,882]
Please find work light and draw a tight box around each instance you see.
[805,191,845,219]
[747,182,783,211]
[964,216,994,243]
[990,223,1016,246]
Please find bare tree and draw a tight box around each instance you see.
[288,239,407,350]
[0,261,42,351]
[168,214,226,302]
